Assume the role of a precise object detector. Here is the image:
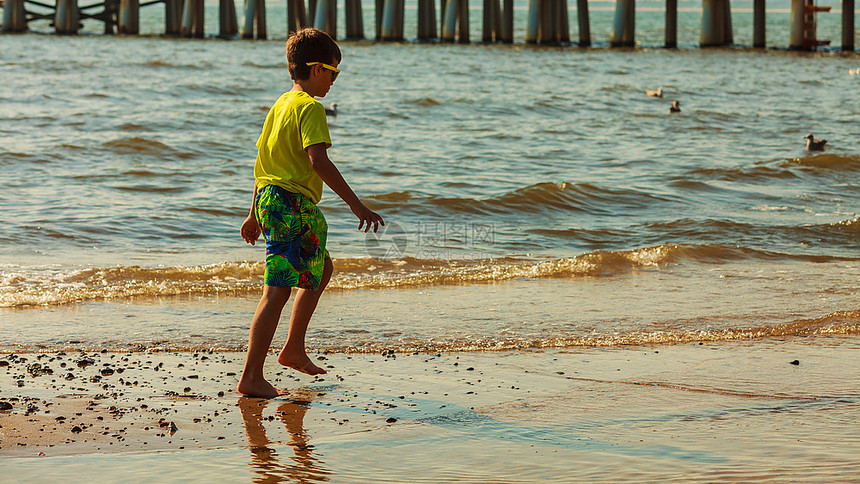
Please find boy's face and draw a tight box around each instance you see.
[307,58,339,98]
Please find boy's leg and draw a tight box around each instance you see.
[237,285,292,398]
[277,257,334,375]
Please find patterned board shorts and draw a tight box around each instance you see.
[255,184,330,290]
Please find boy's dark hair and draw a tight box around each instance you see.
[286,28,342,81]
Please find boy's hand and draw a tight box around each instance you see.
[352,204,385,233]
[240,214,261,245]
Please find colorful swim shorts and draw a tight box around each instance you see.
[255,184,329,290]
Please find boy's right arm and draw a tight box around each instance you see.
[307,143,384,233]
[240,183,261,245]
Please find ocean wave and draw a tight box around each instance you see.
[533,216,859,252]
[322,309,860,354]
[790,153,860,171]
[685,155,860,183]
[8,310,857,354]
[101,137,200,160]
[1,244,852,308]
[367,182,675,217]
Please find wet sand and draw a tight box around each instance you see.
[2,338,859,481]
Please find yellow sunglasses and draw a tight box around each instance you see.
[306,62,340,81]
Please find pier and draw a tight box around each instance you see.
[1,0,856,51]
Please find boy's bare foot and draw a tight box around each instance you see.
[277,350,327,375]
[237,377,289,399]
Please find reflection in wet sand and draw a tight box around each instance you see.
[238,396,331,483]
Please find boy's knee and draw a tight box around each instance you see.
[319,258,334,290]
[261,285,292,305]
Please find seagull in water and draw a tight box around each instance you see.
[646,87,664,98]
[805,133,827,151]
[669,100,681,113]
[324,103,339,116]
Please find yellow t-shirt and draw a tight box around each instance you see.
[254,90,332,204]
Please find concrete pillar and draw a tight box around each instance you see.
[165,0,182,35]
[753,0,765,47]
[525,0,539,43]
[665,0,677,48]
[701,0,726,47]
[2,0,28,32]
[374,0,382,39]
[556,0,570,44]
[313,0,335,37]
[346,0,364,39]
[540,0,554,43]
[789,0,804,49]
[181,0,204,37]
[577,0,590,46]
[483,0,497,42]
[241,0,267,38]
[609,0,634,47]
[55,0,80,34]
[457,0,468,42]
[843,0,855,51]
[441,0,457,41]
[219,0,239,37]
[118,0,139,34]
[380,0,402,40]
[287,0,307,33]
[501,0,513,42]
[723,0,733,44]
[103,0,118,34]
[418,0,437,40]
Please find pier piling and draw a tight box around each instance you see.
[482,0,500,42]
[346,0,364,39]
[753,0,765,47]
[181,0,204,37]
[609,0,635,47]
[2,0,28,32]
[559,0,570,42]
[314,0,336,37]
[458,0,469,42]
[525,0,537,43]
[219,0,238,37]
[577,0,591,46]
[287,0,307,34]
[665,0,677,48]
[500,0,512,42]
[241,0,267,39]
[118,0,139,34]
[789,0,803,49]
[381,0,404,40]
[701,0,731,47]
[540,0,555,43]
[55,0,80,34]
[527,0,568,44]
[417,0,436,40]
[165,0,181,35]
[441,0,467,42]
[843,0,855,50]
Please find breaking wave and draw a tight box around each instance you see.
[1,244,854,308]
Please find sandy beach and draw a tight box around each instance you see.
[2,337,858,482]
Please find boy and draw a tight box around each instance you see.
[238,28,384,398]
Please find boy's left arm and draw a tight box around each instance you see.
[307,144,384,233]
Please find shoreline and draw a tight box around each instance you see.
[2,337,858,481]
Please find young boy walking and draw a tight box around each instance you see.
[238,28,384,398]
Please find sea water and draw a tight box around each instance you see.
[0,1,858,352]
